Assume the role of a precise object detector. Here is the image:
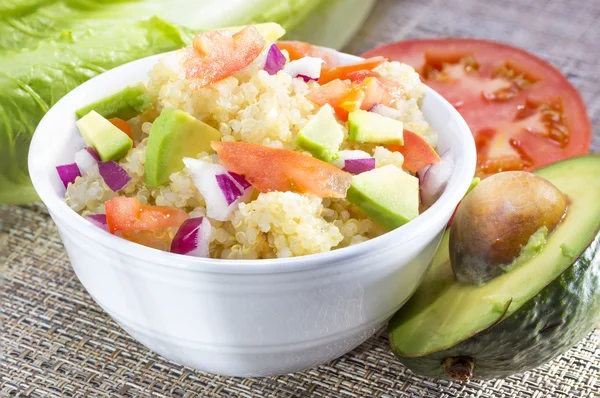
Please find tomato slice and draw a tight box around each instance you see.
[109,118,134,146]
[307,76,402,121]
[319,57,387,84]
[276,40,341,67]
[184,26,265,88]
[389,130,441,173]
[362,39,591,176]
[105,197,189,234]
[212,141,352,198]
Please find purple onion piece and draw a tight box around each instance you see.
[85,147,100,161]
[420,148,455,207]
[297,74,318,82]
[343,158,376,175]
[369,104,403,119]
[98,161,131,192]
[74,147,99,174]
[263,44,286,75]
[170,217,211,257]
[228,172,251,190]
[56,163,81,188]
[216,174,243,205]
[85,214,108,231]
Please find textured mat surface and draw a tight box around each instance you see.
[2,0,600,396]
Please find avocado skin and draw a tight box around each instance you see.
[390,230,600,380]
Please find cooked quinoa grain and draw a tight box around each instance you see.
[66,35,436,259]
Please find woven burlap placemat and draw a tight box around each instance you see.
[2,0,600,396]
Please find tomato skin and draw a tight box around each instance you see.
[362,38,591,173]
[389,130,441,173]
[212,141,352,198]
[184,26,265,88]
[307,77,401,121]
[276,41,341,67]
[105,197,189,234]
[318,57,387,84]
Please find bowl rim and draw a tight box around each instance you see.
[29,51,476,275]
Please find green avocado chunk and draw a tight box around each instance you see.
[75,82,152,120]
[76,110,132,161]
[145,108,221,187]
[346,165,419,230]
[347,109,404,145]
[296,104,343,162]
[388,155,600,380]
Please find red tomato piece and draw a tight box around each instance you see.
[105,197,189,234]
[306,79,354,119]
[109,118,134,147]
[184,26,265,88]
[307,77,402,121]
[212,141,352,198]
[276,40,341,67]
[362,38,591,176]
[345,70,380,83]
[319,56,387,84]
[389,130,441,173]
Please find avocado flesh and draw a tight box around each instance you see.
[296,104,343,162]
[145,108,221,187]
[346,165,419,230]
[389,155,600,379]
[75,82,152,120]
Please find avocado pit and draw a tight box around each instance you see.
[450,171,567,284]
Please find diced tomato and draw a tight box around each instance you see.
[307,77,402,121]
[212,141,352,198]
[360,77,396,111]
[105,197,189,234]
[389,130,441,173]
[276,40,341,67]
[306,79,354,119]
[118,229,176,251]
[319,57,387,84]
[184,26,265,88]
[345,70,380,83]
[109,118,134,147]
[363,39,591,176]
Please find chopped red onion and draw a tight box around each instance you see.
[85,214,108,231]
[183,158,253,221]
[263,44,286,75]
[170,217,211,257]
[420,148,455,207]
[297,74,318,82]
[56,163,81,188]
[331,150,372,170]
[369,104,403,119]
[228,172,251,190]
[284,56,324,81]
[98,161,131,192]
[343,158,376,175]
[216,174,243,205]
[85,147,100,161]
[74,147,99,174]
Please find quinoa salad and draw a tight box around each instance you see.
[57,23,451,260]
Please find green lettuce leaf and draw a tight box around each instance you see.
[0,0,374,204]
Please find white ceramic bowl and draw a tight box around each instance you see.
[29,51,476,377]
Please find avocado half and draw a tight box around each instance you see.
[388,155,600,380]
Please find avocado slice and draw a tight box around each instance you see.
[346,165,419,230]
[347,109,404,145]
[76,110,132,161]
[296,104,343,162]
[145,108,221,187]
[75,82,152,120]
[389,155,600,380]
